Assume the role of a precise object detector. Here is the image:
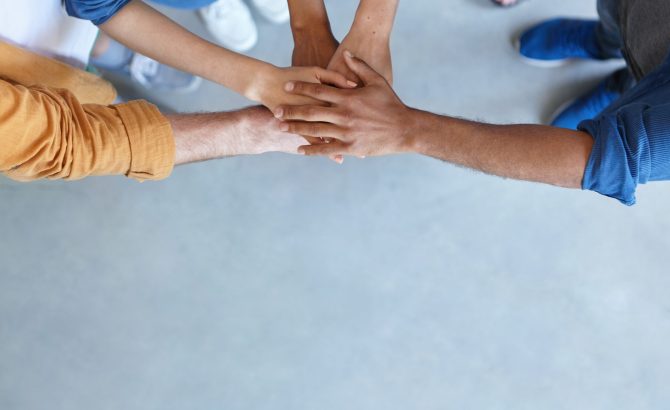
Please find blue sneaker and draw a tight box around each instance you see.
[550,69,630,130]
[517,18,607,66]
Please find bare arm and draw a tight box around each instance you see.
[275,53,593,189]
[407,112,593,188]
[172,106,305,165]
[328,0,399,83]
[288,0,338,68]
[100,1,354,109]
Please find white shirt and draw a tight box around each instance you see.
[0,0,99,67]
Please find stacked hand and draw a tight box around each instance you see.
[291,16,394,84]
[287,0,398,162]
[250,65,356,111]
[275,51,412,158]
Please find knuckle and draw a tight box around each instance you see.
[311,84,323,96]
[340,110,354,126]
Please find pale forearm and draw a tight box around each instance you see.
[407,110,594,188]
[351,0,399,37]
[171,106,304,165]
[100,1,269,99]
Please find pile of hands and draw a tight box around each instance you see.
[250,1,415,162]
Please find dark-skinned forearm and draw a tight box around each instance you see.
[288,0,331,31]
[406,110,594,188]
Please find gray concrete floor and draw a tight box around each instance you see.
[2,1,670,409]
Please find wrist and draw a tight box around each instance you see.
[244,62,277,104]
[291,14,332,34]
[400,108,442,154]
[289,2,330,32]
[291,21,335,43]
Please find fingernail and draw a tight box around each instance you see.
[284,82,295,92]
[347,80,358,87]
[274,108,283,118]
[279,122,289,131]
[344,50,354,58]
[298,148,306,155]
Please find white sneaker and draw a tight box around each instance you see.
[199,0,258,52]
[129,54,202,93]
[249,0,289,24]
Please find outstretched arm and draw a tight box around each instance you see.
[274,52,593,189]
[80,1,353,109]
[173,106,305,165]
[0,78,304,181]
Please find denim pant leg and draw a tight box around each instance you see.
[150,0,216,9]
[595,0,624,58]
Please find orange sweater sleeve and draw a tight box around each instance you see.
[0,78,174,181]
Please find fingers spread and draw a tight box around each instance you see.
[284,81,344,104]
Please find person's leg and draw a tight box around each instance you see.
[90,33,201,93]
[594,0,624,59]
[150,0,216,9]
[149,0,258,52]
[491,0,525,7]
[550,67,633,130]
[619,0,670,80]
[516,0,625,64]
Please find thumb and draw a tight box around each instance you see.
[343,50,384,86]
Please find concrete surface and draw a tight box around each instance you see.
[1,1,669,409]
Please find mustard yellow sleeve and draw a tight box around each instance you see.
[0,78,174,182]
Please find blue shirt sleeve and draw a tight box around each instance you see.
[579,101,670,205]
[64,0,132,25]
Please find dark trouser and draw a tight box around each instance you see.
[596,0,670,92]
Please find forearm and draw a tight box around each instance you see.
[99,0,269,99]
[351,0,399,38]
[407,110,594,188]
[172,106,304,165]
[288,0,330,31]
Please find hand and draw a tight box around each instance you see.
[326,21,393,85]
[248,65,357,111]
[292,27,339,68]
[235,106,308,155]
[274,52,414,158]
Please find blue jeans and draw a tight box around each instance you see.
[150,0,216,10]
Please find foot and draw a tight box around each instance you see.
[129,55,202,93]
[90,39,201,93]
[492,0,523,7]
[550,69,629,130]
[517,18,607,66]
[199,0,258,52]
[249,0,290,24]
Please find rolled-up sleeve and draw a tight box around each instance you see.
[0,79,174,181]
[579,102,670,205]
[64,0,131,25]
